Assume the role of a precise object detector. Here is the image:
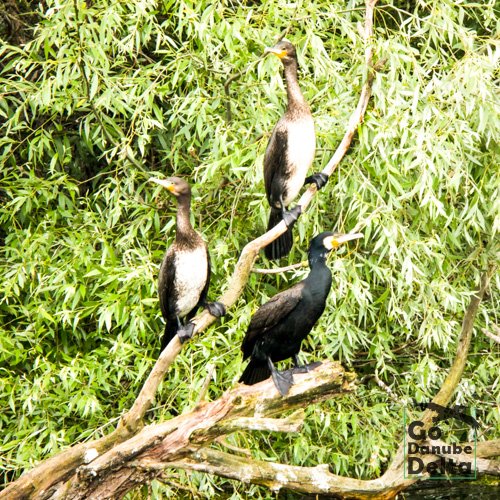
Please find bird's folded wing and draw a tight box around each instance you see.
[245,282,304,338]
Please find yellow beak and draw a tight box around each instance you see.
[264,47,287,59]
[326,232,363,249]
[150,178,175,193]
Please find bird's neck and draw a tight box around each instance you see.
[175,195,196,242]
[308,255,332,279]
[283,60,307,110]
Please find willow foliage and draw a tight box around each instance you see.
[0,0,498,496]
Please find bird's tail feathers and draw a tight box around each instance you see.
[239,358,271,386]
[264,207,292,260]
[160,321,178,351]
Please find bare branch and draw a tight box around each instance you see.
[137,442,500,498]
[252,261,308,274]
[378,265,496,492]
[423,267,495,422]
[482,325,500,344]
[61,362,354,499]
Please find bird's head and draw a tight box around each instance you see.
[149,176,191,197]
[264,39,297,65]
[308,231,363,261]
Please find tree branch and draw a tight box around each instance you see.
[378,265,496,495]
[422,267,495,423]
[482,325,500,344]
[150,443,500,498]
[58,362,355,499]
[252,261,308,274]
[131,268,498,499]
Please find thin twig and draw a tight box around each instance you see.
[371,371,401,404]
[252,261,308,274]
[482,325,500,344]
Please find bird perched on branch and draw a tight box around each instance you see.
[239,231,362,396]
[150,177,225,351]
[263,39,329,260]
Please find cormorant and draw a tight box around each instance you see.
[263,39,328,260]
[239,231,362,395]
[151,177,225,350]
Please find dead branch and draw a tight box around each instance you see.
[135,266,498,500]
[482,325,500,344]
[54,362,355,499]
[153,443,500,498]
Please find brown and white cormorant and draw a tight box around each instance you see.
[263,39,328,260]
[239,231,362,395]
[151,177,225,350]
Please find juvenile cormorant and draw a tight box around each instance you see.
[151,177,225,350]
[239,231,362,395]
[263,39,328,260]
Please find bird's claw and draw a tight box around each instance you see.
[305,172,329,190]
[177,322,195,344]
[282,205,302,227]
[206,301,226,318]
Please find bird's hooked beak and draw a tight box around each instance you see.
[150,178,176,193]
[325,232,363,250]
[264,45,287,59]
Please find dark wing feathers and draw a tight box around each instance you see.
[158,246,176,320]
[264,126,288,206]
[197,247,211,309]
[242,282,305,355]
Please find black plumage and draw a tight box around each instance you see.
[263,39,328,260]
[151,177,225,351]
[239,231,362,395]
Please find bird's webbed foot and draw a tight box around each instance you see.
[267,357,294,396]
[282,205,302,228]
[305,172,329,190]
[177,322,195,344]
[205,301,226,318]
[292,356,322,374]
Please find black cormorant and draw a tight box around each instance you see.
[151,177,225,350]
[263,39,328,260]
[239,231,362,395]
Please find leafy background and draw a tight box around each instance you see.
[0,0,498,497]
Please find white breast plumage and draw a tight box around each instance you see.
[283,115,315,206]
[173,246,208,318]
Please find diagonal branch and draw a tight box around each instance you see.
[378,265,496,494]
[422,267,495,423]
[124,265,498,500]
